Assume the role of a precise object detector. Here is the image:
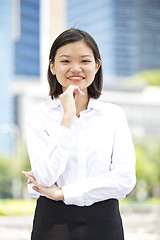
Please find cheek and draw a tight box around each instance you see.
[55,67,67,78]
[54,70,63,83]
[86,66,97,77]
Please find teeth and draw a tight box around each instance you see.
[69,77,84,79]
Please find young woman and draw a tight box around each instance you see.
[22,28,136,240]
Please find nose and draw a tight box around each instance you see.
[70,63,82,73]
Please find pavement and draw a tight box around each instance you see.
[0,203,160,240]
[121,203,160,240]
[0,215,32,240]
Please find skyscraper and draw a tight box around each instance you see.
[67,0,160,84]
[137,0,160,71]
[14,0,40,77]
[1,0,160,154]
[0,0,40,153]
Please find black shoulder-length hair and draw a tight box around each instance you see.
[48,28,103,99]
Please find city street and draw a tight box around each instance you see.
[121,203,160,240]
[0,203,160,240]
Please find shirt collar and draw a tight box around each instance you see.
[48,97,61,109]
[48,97,101,111]
[87,98,102,111]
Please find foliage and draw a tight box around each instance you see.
[0,198,159,216]
[0,141,31,198]
[0,199,36,215]
[0,155,13,198]
[133,138,160,199]
[136,145,158,188]
[131,70,160,86]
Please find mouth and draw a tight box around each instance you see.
[67,75,85,82]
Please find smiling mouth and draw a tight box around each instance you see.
[67,76,85,82]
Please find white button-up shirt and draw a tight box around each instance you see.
[25,98,136,206]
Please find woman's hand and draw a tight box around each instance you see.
[60,85,84,116]
[22,171,64,201]
[60,85,84,128]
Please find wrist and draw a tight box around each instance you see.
[63,110,75,118]
[57,188,64,201]
[61,113,75,129]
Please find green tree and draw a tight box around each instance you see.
[0,155,13,198]
[0,141,31,199]
[133,70,160,86]
[134,139,160,199]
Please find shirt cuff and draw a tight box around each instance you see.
[62,182,86,206]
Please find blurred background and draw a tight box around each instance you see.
[0,0,160,239]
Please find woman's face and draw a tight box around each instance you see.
[50,41,100,93]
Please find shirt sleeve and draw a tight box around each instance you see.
[25,108,74,191]
[62,109,136,206]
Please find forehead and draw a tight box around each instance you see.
[56,41,94,57]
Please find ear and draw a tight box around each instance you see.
[95,59,101,73]
[49,59,56,75]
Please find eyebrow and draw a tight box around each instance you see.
[59,55,71,58]
[80,55,92,58]
[59,54,92,58]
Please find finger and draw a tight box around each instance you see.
[22,171,35,178]
[73,87,84,95]
[22,171,27,177]
[32,186,40,192]
[28,176,42,191]
[73,89,84,98]
[66,85,84,95]
[27,171,35,177]
[30,171,35,178]
[22,171,32,179]
[22,172,36,181]
[27,178,34,184]
[22,171,31,181]
[22,172,37,185]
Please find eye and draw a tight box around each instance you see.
[82,60,91,63]
[61,60,70,63]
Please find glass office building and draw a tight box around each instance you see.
[67,0,160,83]
[137,0,160,71]
[0,0,40,153]
[1,0,160,154]
[15,0,40,77]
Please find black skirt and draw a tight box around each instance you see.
[31,196,124,240]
